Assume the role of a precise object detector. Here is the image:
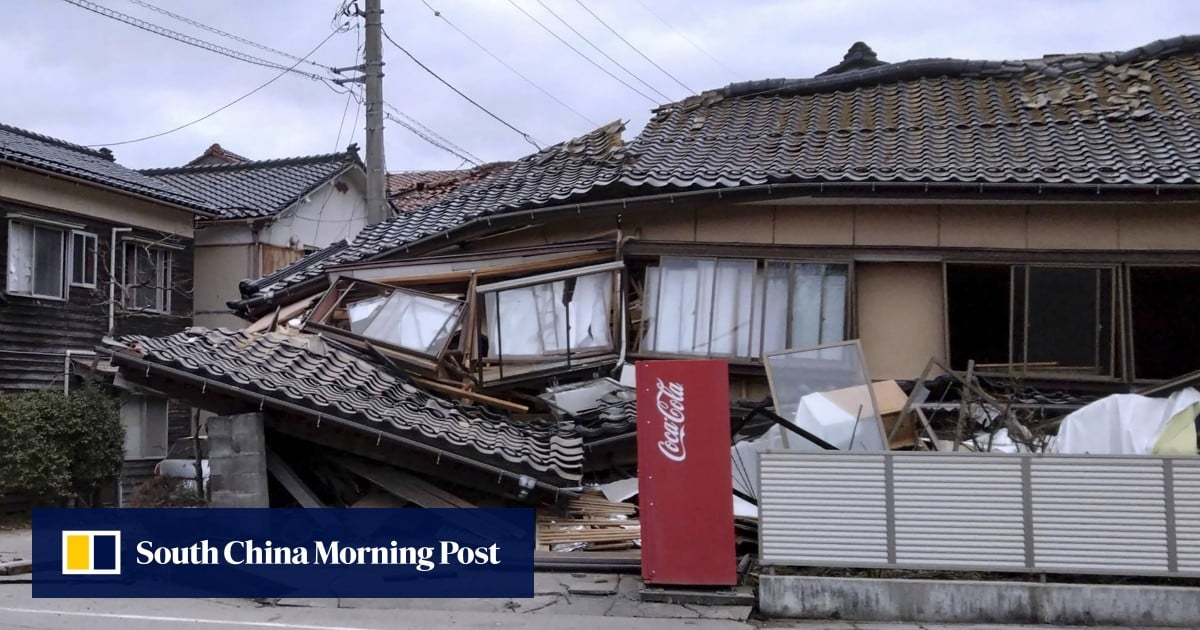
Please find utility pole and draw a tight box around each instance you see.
[331,0,388,224]
[363,0,388,225]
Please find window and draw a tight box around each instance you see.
[6,220,66,298]
[641,257,848,360]
[305,278,466,363]
[1129,266,1200,380]
[482,269,616,359]
[946,263,1114,375]
[124,242,173,312]
[70,231,97,287]
[120,393,168,459]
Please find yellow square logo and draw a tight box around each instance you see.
[61,530,121,575]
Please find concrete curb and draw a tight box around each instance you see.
[760,575,1200,627]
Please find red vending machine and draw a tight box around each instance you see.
[636,359,736,586]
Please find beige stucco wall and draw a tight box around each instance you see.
[0,165,196,236]
[193,243,252,324]
[856,262,946,380]
[480,200,1200,252]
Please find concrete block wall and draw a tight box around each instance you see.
[207,412,269,508]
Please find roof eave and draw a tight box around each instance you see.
[2,159,216,217]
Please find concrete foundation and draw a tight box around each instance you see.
[759,575,1200,627]
[207,412,269,508]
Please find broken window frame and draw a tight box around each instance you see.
[944,261,1118,378]
[636,255,852,363]
[304,277,467,367]
[762,339,889,451]
[474,261,624,382]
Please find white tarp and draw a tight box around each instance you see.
[1052,387,1200,455]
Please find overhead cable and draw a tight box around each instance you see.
[631,0,742,76]
[61,0,331,81]
[418,0,599,127]
[86,30,340,147]
[573,0,695,95]
[505,0,659,105]
[126,0,333,72]
[382,28,542,150]
[532,0,671,102]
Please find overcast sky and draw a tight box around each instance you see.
[2,1,1197,172]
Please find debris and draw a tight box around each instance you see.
[537,490,641,552]
[1053,387,1200,455]
[763,340,888,451]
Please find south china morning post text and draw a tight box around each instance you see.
[135,538,501,572]
[33,508,535,598]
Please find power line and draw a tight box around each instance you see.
[86,30,340,147]
[126,0,333,72]
[505,0,658,105]
[62,0,330,82]
[333,22,361,151]
[381,28,542,150]
[418,0,599,127]
[68,0,486,166]
[573,0,695,95]
[531,0,671,102]
[631,0,741,77]
[382,101,483,165]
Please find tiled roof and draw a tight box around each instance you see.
[141,149,363,220]
[240,122,624,300]
[387,162,514,214]
[620,35,1200,189]
[0,123,211,213]
[111,327,584,484]
[184,143,251,167]
[237,36,1200,307]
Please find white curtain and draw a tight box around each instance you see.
[485,271,614,358]
[6,222,33,294]
[644,258,848,358]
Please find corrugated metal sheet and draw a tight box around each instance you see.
[759,453,887,566]
[760,452,1200,577]
[893,453,1025,568]
[1174,459,1200,573]
[1031,458,1168,573]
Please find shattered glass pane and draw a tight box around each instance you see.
[764,341,887,451]
[347,296,387,334]
[361,290,461,355]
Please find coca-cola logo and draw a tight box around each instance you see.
[655,378,687,462]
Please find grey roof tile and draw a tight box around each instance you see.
[238,36,1200,307]
[141,150,363,220]
[0,123,211,212]
[112,327,584,484]
[240,121,625,300]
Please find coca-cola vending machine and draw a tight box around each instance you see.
[636,359,736,586]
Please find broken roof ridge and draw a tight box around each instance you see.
[710,33,1200,101]
[184,142,251,166]
[0,121,116,162]
[140,146,362,175]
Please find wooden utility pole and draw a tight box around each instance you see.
[362,0,388,224]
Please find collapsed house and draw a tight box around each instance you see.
[102,36,1200,554]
